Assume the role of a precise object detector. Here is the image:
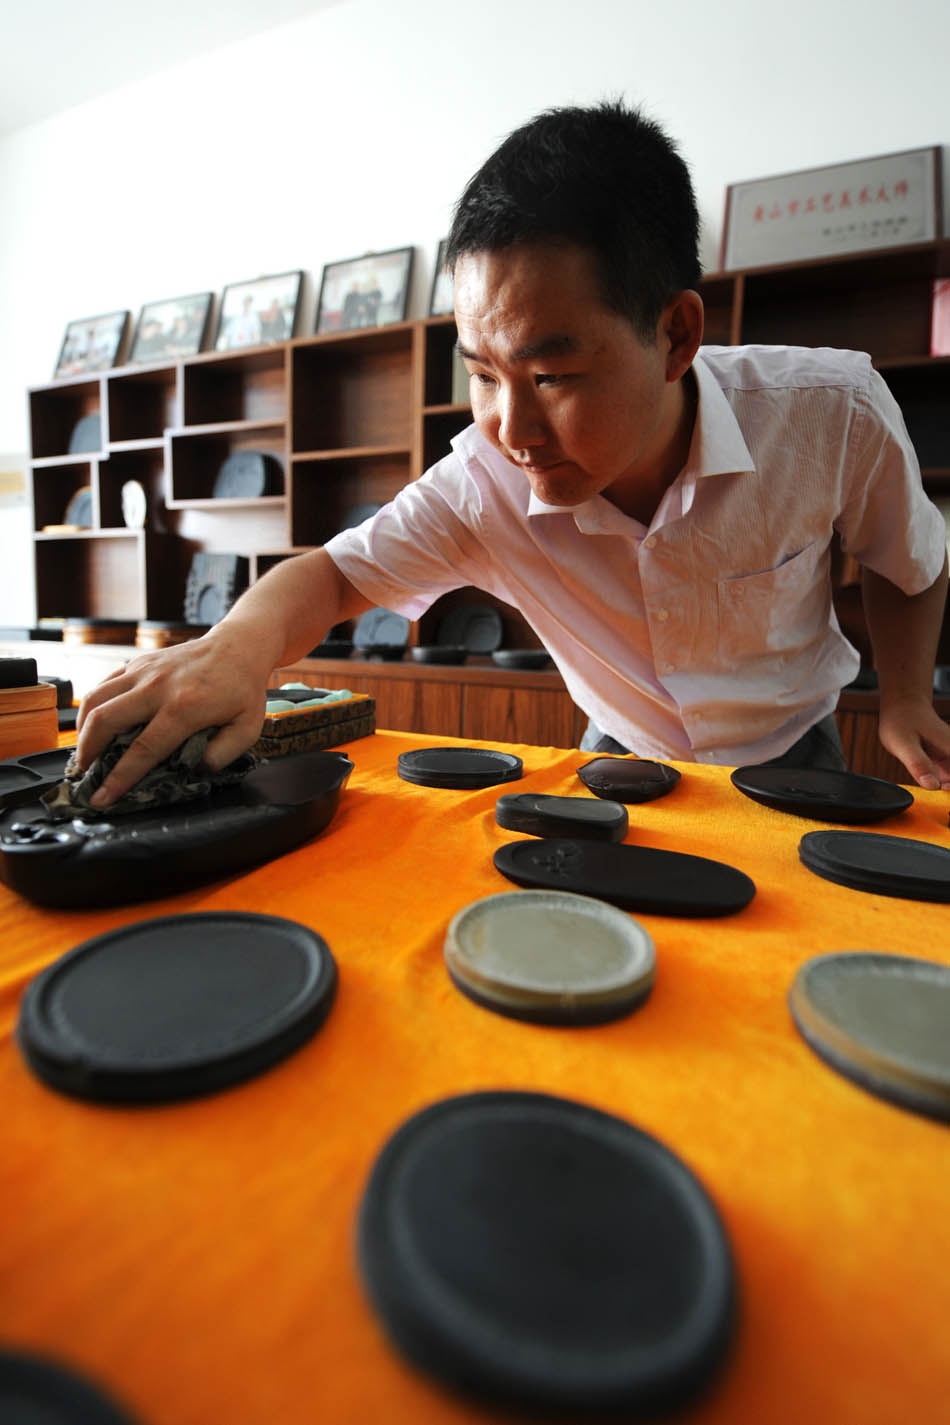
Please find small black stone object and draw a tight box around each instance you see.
[731,765,913,824]
[0,656,38,688]
[0,1347,135,1423]
[398,746,523,790]
[495,792,628,842]
[799,830,950,903]
[579,756,681,804]
[357,1090,736,1416]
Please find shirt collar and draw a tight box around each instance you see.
[683,351,755,479]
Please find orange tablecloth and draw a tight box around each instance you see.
[1,729,949,1424]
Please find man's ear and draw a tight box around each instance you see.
[661,290,704,383]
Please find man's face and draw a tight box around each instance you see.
[453,242,692,515]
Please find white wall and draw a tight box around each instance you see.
[0,0,947,605]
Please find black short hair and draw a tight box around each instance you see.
[445,100,701,339]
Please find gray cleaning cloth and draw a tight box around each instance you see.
[42,725,257,819]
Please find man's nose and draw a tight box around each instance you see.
[497,386,545,452]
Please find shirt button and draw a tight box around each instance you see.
[662,663,675,675]
[644,536,657,549]
[656,608,669,622]
[732,584,745,598]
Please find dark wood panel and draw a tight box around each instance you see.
[461,685,575,747]
[370,676,462,735]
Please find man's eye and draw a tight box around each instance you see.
[472,372,495,386]
[535,373,566,386]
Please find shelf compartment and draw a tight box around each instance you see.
[166,426,288,505]
[423,316,460,407]
[291,327,414,453]
[251,548,316,581]
[30,460,99,533]
[879,362,950,469]
[290,452,411,547]
[99,445,168,532]
[106,364,179,442]
[29,377,104,459]
[33,530,182,622]
[422,408,472,472]
[738,241,950,357]
[182,348,288,426]
[698,273,739,346]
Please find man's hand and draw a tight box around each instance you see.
[73,548,372,810]
[877,694,950,791]
[75,622,274,809]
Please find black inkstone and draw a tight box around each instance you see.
[579,757,681,804]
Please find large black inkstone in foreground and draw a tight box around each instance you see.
[357,1091,736,1415]
[0,1348,136,1423]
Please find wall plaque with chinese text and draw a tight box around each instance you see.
[721,147,941,271]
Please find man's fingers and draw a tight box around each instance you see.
[201,712,266,773]
[86,715,197,809]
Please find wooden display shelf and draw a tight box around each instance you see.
[292,444,412,462]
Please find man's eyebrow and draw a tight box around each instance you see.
[455,333,580,364]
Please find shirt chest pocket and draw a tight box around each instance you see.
[716,540,830,661]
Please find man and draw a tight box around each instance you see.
[77,101,950,807]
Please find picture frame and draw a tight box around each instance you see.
[54,310,129,378]
[720,146,942,272]
[214,270,303,351]
[129,291,213,363]
[316,247,414,334]
[429,238,454,316]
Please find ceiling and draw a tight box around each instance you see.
[0,0,344,138]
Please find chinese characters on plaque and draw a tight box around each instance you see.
[721,147,940,271]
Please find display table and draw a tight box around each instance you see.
[1,729,948,1424]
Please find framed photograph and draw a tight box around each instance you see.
[54,310,129,378]
[316,247,414,334]
[429,238,454,316]
[129,292,213,363]
[214,270,303,351]
[721,146,942,272]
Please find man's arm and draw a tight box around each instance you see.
[862,553,950,789]
[76,548,373,808]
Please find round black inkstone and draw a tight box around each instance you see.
[0,1348,136,1423]
[789,951,950,1122]
[357,1090,736,1415]
[731,765,913,823]
[16,911,337,1104]
[494,838,755,916]
[398,747,523,790]
[578,757,681,804]
[495,792,628,842]
[798,830,950,902]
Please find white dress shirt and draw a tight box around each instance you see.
[325,345,945,764]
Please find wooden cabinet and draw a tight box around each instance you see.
[21,239,950,759]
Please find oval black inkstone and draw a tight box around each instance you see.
[579,756,681,803]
